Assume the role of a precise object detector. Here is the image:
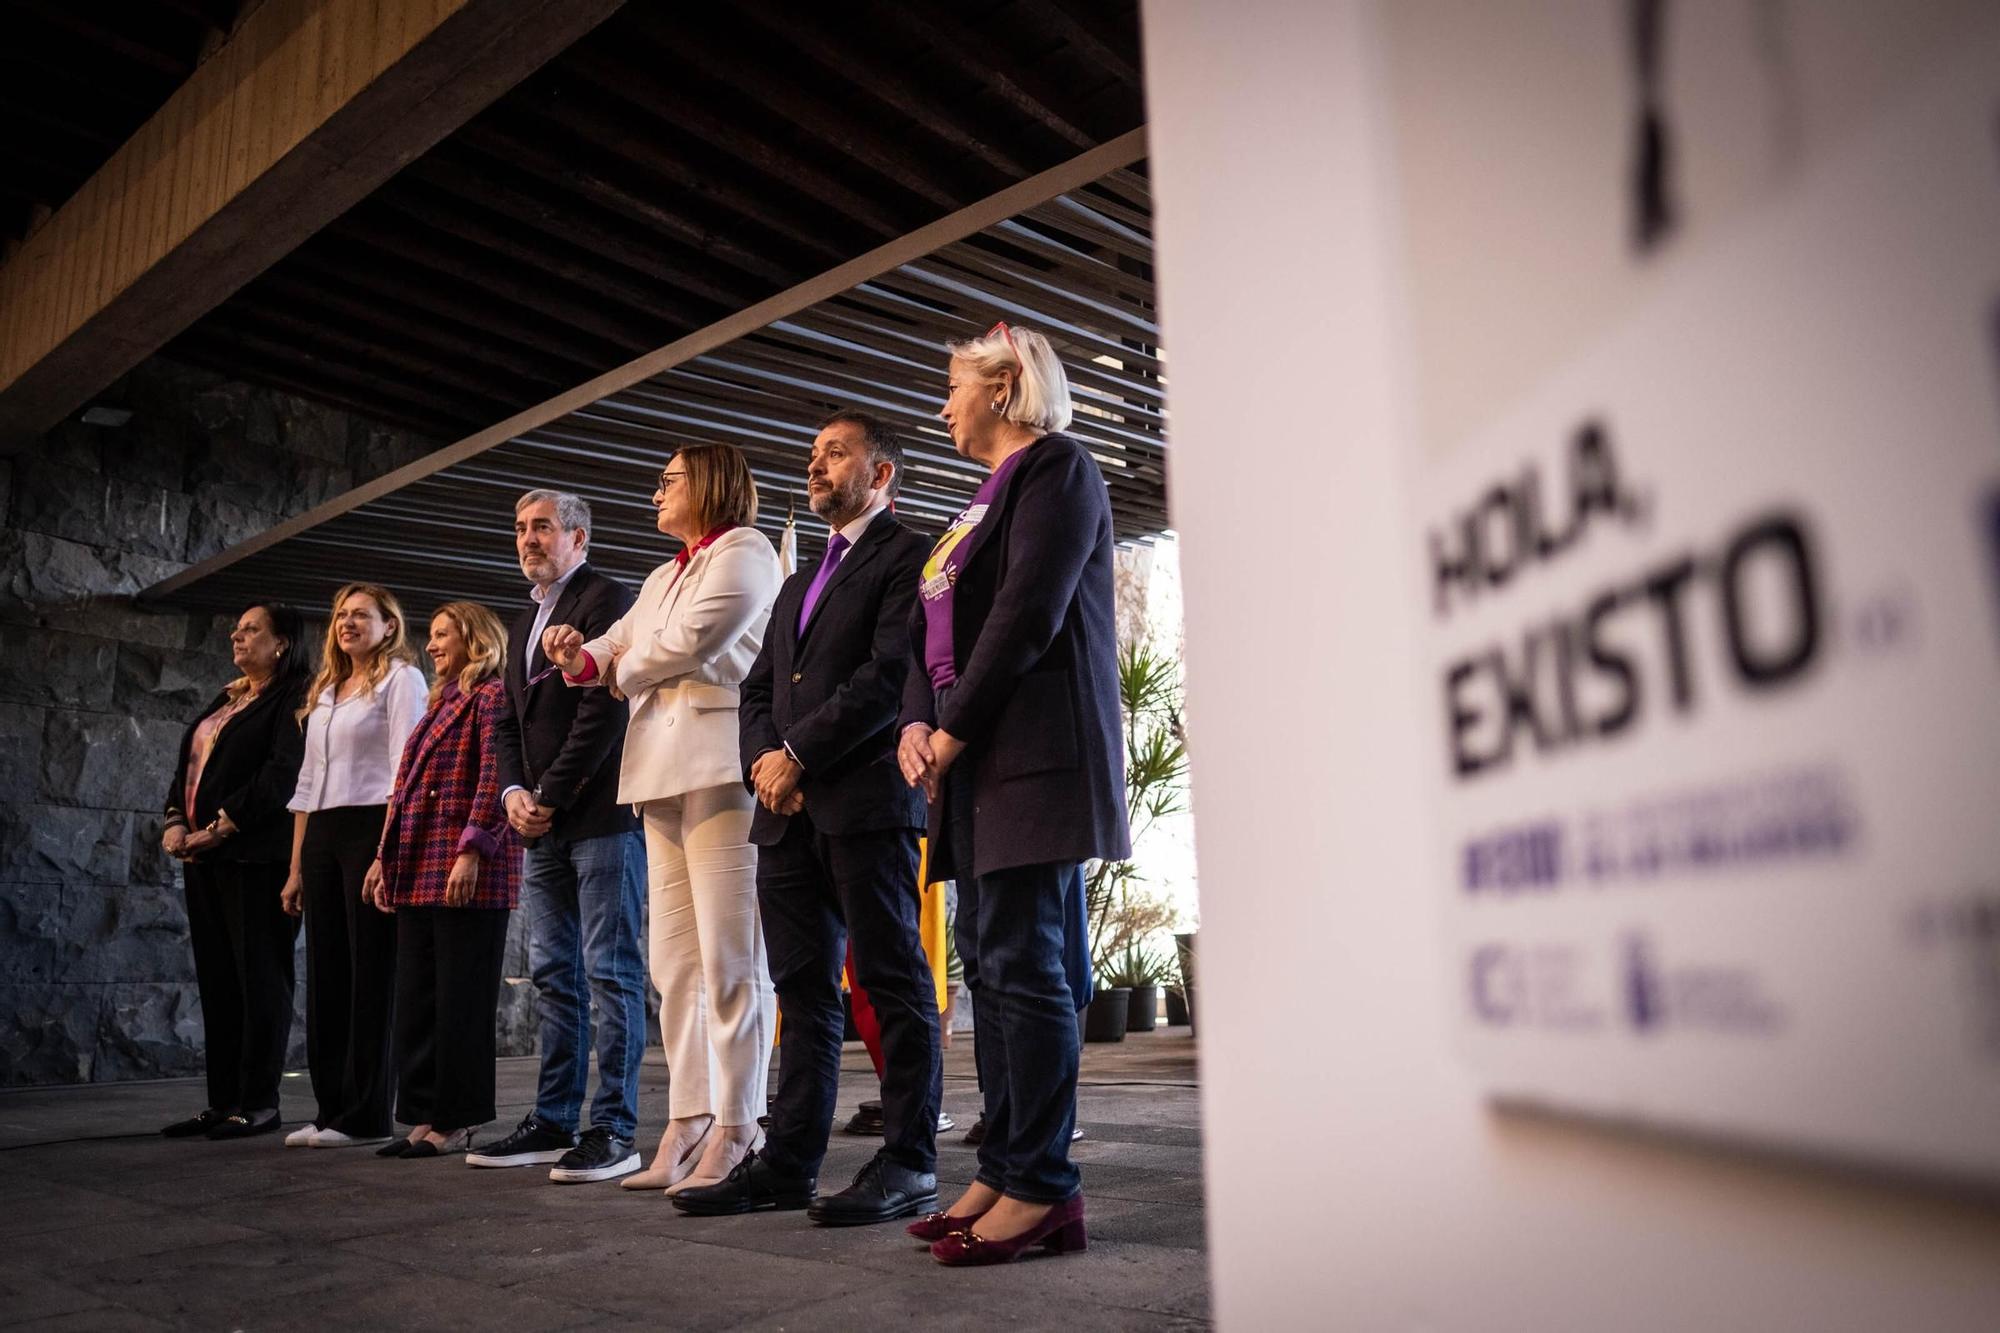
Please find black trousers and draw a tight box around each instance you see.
[301,804,397,1137]
[393,905,511,1133]
[183,857,299,1114]
[758,811,938,1177]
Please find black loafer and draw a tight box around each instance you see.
[207,1109,282,1140]
[671,1152,815,1216]
[807,1153,938,1226]
[161,1109,225,1138]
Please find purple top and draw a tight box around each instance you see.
[920,446,1029,692]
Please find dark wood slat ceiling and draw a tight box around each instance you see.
[163,171,1168,621]
[0,0,241,248]
[156,0,1147,450]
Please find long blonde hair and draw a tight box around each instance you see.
[299,583,423,720]
[427,601,507,707]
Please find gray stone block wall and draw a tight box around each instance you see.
[0,357,557,1088]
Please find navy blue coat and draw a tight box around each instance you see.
[740,509,929,845]
[899,432,1131,880]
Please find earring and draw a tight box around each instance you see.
[990,400,1004,414]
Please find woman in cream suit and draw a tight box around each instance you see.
[543,443,782,1193]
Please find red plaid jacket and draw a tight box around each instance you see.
[378,677,519,909]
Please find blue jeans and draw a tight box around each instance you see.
[948,769,1082,1203]
[523,829,647,1140]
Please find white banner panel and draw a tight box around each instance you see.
[1424,31,2000,1181]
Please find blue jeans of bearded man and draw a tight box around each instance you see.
[523,829,648,1139]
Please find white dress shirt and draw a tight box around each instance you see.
[288,660,430,812]
[524,562,582,676]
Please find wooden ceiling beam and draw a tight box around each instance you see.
[256,257,613,384]
[498,92,852,264]
[407,150,762,312]
[0,0,626,449]
[368,182,711,332]
[878,3,1101,150]
[628,16,969,212]
[330,209,659,355]
[732,0,1033,182]
[560,44,914,240]
[450,123,801,288]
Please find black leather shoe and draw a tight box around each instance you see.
[161,1109,225,1138]
[467,1113,576,1168]
[807,1153,938,1226]
[842,1100,885,1136]
[671,1151,815,1216]
[206,1109,281,1140]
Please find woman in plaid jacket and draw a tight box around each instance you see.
[364,601,520,1158]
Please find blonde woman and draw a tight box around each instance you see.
[542,443,782,1193]
[364,602,519,1159]
[282,584,429,1149]
[898,323,1129,1264]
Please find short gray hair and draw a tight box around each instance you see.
[946,323,1074,434]
[515,488,592,543]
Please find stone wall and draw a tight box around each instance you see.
[0,356,496,1086]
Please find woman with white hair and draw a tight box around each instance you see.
[897,321,1131,1265]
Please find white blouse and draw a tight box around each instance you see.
[287,660,430,813]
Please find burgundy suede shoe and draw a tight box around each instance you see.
[929,1194,1087,1267]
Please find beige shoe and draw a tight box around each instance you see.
[620,1117,712,1192]
[668,1123,761,1197]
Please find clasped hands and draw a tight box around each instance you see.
[541,625,627,701]
[897,723,965,802]
[162,815,232,862]
[504,788,555,839]
[749,749,805,816]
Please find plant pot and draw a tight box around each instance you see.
[1083,988,1131,1042]
[1125,984,1160,1033]
[1164,987,1191,1027]
[1175,932,1198,1035]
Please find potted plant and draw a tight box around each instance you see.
[1102,942,1175,1033]
[1084,641,1191,1038]
[1082,983,1130,1043]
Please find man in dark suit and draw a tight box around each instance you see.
[673,409,939,1224]
[469,489,647,1185]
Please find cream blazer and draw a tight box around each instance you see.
[574,527,782,805]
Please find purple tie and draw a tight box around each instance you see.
[797,533,851,635]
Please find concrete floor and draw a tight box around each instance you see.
[0,1029,1206,1330]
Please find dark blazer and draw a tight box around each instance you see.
[898,432,1131,880]
[379,678,519,909]
[494,563,638,842]
[164,674,310,865]
[740,509,929,846]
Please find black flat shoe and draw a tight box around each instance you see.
[403,1128,475,1158]
[807,1153,938,1227]
[161,1109,225,1138]
[206,1109,281,1140]
[671,1151,815,1216]
[376,1138,415,1158]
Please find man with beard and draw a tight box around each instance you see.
[674,410,940,1223]
[472,489,648,1184]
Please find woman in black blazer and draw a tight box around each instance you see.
[898,322,1130,1265]
[159,603,313,1140]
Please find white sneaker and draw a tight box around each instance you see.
[309,1128,392,1148]
[284,1124,320,1147]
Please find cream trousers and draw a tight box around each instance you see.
[640,783,773,1124]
